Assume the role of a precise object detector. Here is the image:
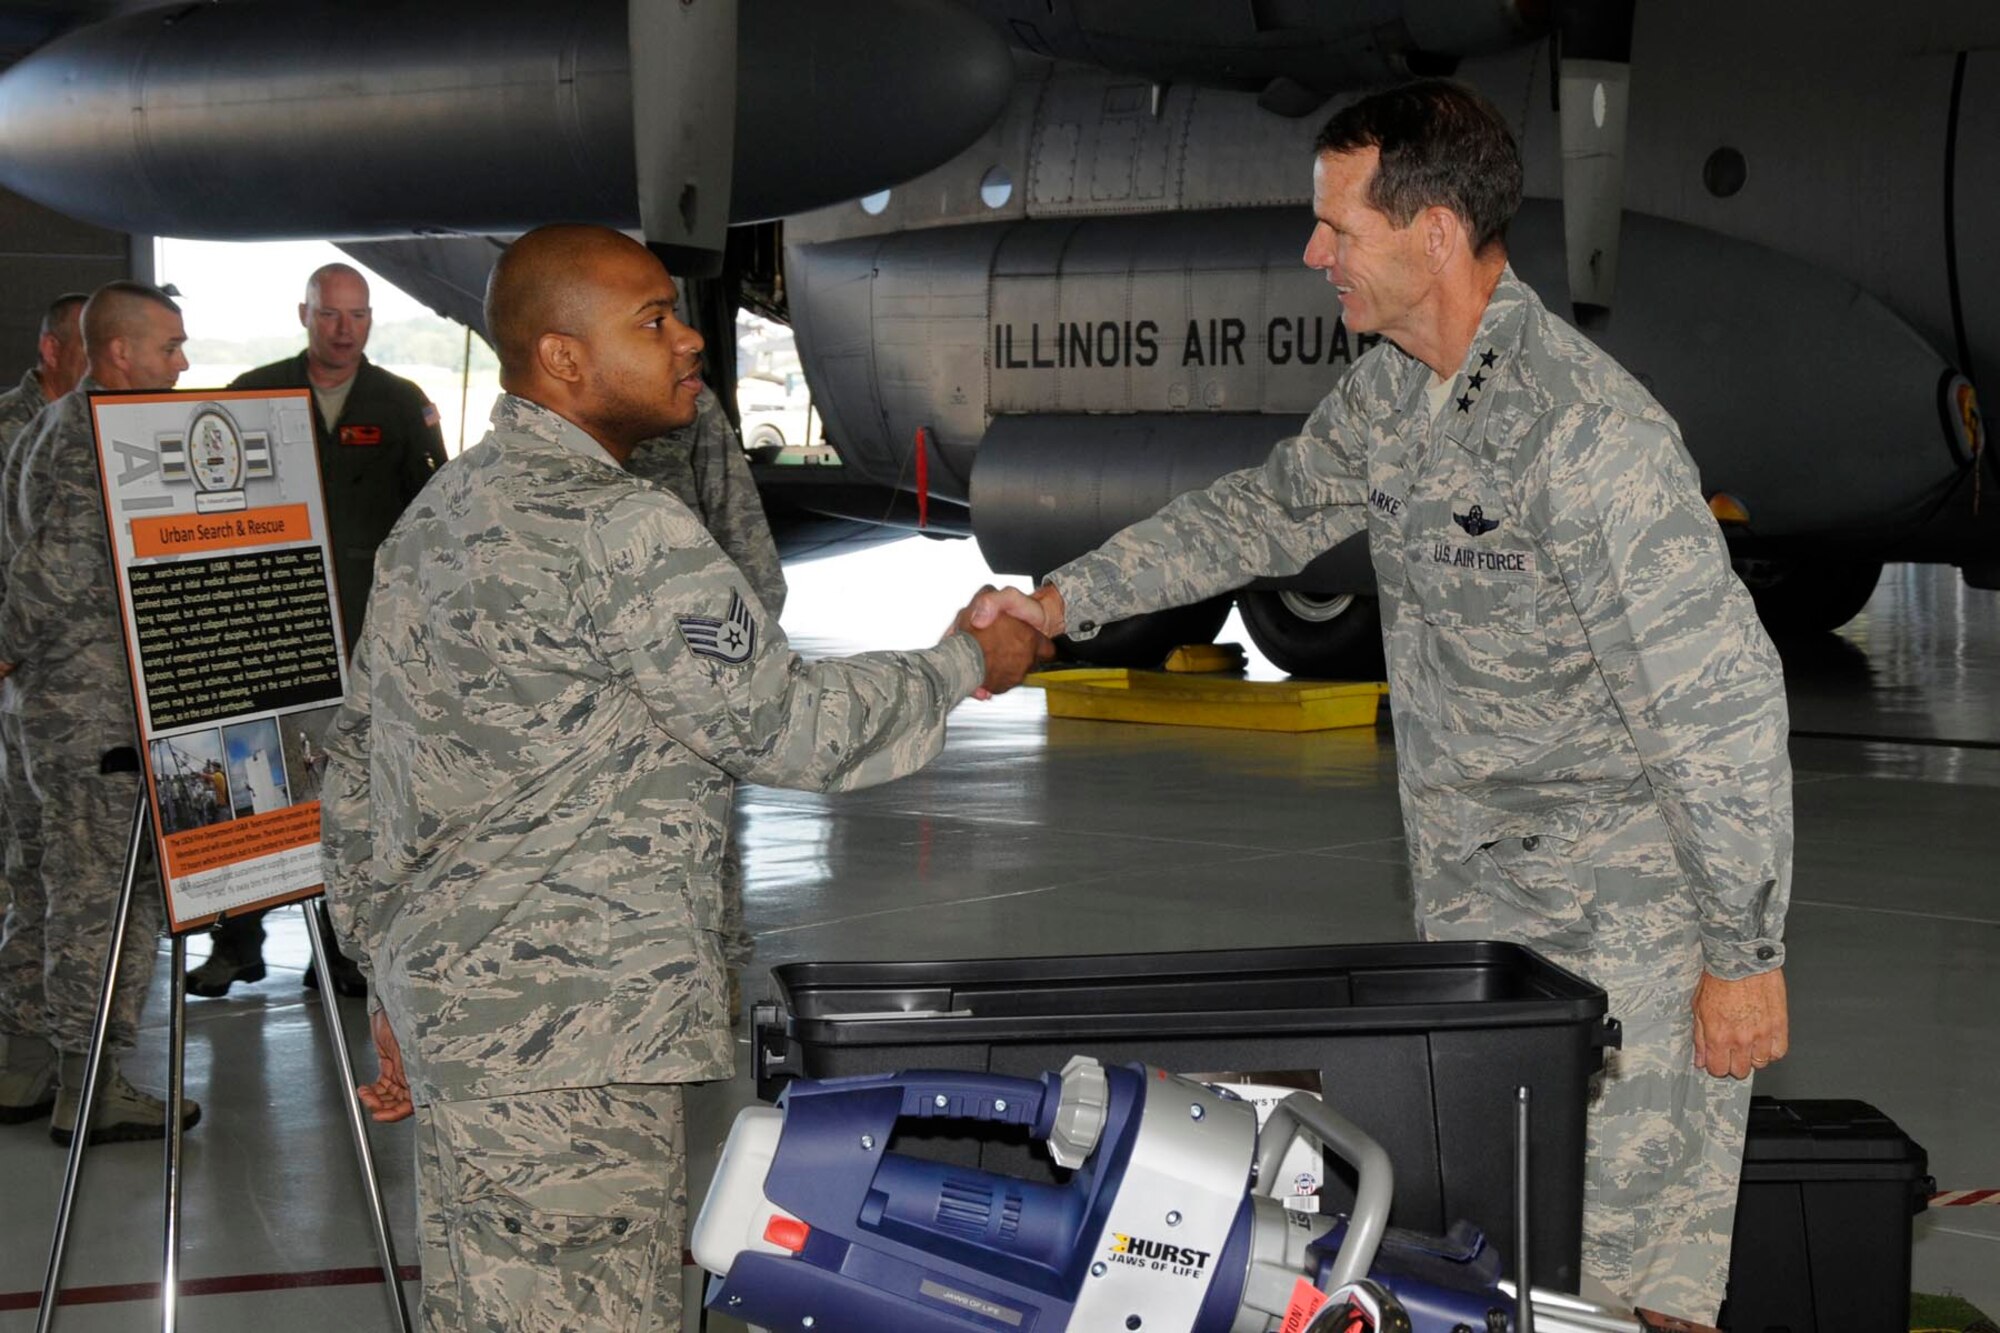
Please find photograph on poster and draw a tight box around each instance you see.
[278,703,341,803]
[222,716,290,817]
[148,730,233,836]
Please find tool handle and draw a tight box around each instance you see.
[1258,1093,1394,1292]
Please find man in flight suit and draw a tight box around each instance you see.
[187,262,448,999]
[0,281,202,1142]
[320,224,1050,1330]
[627,386,788,1018]
[973,81,1791,1324]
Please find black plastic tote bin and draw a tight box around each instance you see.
[1721,1098,1933,1333]
[754,940,1619,1293]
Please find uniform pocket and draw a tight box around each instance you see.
[1411,561,1538,633]
[449,1171,659,1332]
[1469,833,1593,954]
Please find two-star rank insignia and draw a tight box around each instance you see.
[679,591,757,664]
[1456,350,1500,413]
[1453,504,1500,536]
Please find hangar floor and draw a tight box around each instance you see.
[1,549,1995,1330]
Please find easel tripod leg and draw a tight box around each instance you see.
[35,786,149,1333]
[305,901,415,1333]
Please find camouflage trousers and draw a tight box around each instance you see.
[1419,804,1751,1326]
[0,758,161,1055]
[0,710,42,919]
[415,1083,687,1333]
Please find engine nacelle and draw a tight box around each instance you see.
[0,0,1014,239]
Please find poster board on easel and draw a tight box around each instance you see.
[89,386,346,933]
[34,385,410,1333]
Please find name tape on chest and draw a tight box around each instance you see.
[338,424,383,447]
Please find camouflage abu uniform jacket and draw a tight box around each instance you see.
[0,380,139,754]
[626,385,787,618]
[321,394,985,1104]
[0,367,49,614]
[1053,268,1792,980]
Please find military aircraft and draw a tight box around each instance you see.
[2,0,1996,674]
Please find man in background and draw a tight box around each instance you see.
[0,281,201,1143]
[0,293,86,934]
[628,385,787,1018]
[187,262,448,999]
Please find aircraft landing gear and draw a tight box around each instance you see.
[1238,590,1385,680]
[1735,557,1884,634]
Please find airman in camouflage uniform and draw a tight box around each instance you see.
[321,225,1048,1332]
[627,385,787,619]
[0,281,202,1142]
[626,386,788,1004]
[976,82,1789,1324]
[0,294,87,967]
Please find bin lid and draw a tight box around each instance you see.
[1740,1098,1930,1175]
[772,941,1611,1045]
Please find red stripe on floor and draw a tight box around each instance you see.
[0,1265,421,1312]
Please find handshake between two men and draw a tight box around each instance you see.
[953,584,1060,697]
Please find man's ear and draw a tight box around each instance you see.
[536,331,584,385]
[298,301,310,331]
[105,335,130,375]
[1422,205,1460,273]
[36,332,59,375]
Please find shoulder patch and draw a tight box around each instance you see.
[422,402,441,428]
[678,591,756,664]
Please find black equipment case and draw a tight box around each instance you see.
[1722,1097,1933,1333]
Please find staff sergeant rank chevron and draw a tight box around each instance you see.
[679,591,757,664]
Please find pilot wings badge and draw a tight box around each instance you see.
[1453,504,1500,536]
[679,591,757,664]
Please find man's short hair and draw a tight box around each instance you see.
[1314,79,1523,254]
[38,293,87,341]
[81,280,183,352]
[304,262,368,305]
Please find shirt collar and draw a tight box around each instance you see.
[1438,265,1537,449]
[489,393,620,468]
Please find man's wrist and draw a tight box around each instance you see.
[1700,932,1785,981]
[1033,581,1069,637]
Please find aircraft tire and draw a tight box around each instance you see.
[1238,590,1385,680]
[1056,596,1233,669]
[1738,558,1884,635]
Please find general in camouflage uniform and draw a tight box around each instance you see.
[626,386,788,998]
[322,225,1045,1332]
[983,83,1790,1324]
[0,279,202,1142]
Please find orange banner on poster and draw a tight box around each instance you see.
[129,504,313,559]
[161,801,322,878]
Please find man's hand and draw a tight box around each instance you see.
[0,662,13,680]
[953,588,1054,695]
[969,583,1066,639]
[1692,967,1788,1080]
[356,1006,415,1122]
